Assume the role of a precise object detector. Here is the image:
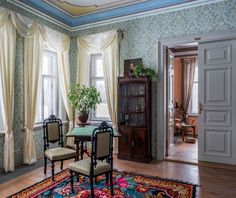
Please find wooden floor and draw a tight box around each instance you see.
[166,138,198,163]
[0,156,236,197]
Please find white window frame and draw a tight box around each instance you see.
[35,49,65,124]
[90,54,110,121]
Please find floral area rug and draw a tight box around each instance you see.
[9,169,197,198]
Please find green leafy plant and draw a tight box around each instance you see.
[131,63,156,79]
[68,84,100,115]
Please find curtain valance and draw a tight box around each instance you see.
[0,7,46,38]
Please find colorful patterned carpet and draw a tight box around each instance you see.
[9,169,197,198]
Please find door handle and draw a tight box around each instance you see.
[199,102,203,114]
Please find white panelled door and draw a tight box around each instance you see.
[166,49,175,156]
[198,39,236,165]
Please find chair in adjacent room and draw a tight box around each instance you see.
[69,121,114,197]
[43,115,76,180]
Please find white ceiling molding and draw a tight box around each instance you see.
[7,0,225,32]
[70,0,225,31]
[6,0,71,31]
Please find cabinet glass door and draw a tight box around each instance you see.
[119,82,146,127]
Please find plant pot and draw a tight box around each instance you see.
[78,112,89,124]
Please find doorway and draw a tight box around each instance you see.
[165,43,199,164]
[157,31,236,165]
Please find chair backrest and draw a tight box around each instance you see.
[91,122,113,166]
[43,115,63,151]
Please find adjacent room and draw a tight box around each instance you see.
[166,44,199,163]
[0,0,236,197]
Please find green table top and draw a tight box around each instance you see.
[66,126,120,137]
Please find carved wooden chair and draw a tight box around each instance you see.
[69,122,114,197]
[43,115,76,180]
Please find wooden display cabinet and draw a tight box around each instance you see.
[117,76,151,162]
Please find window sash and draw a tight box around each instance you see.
[90,54,110,121]
[35,50,60,123]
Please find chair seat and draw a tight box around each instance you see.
[69,159,111,176]
[45,147,76,161]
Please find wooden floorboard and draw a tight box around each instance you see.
[166,137,198,163]
[0,155,236,197]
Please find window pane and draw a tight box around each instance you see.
[43,77,51,119]
[95,59,103,77]
[90,54,110,120]
[42,55,51,75]
[94,80,106,103]
[96,103,110,118]
[94,80,109,119]
[35,50,61,123]
[191,83,198,114]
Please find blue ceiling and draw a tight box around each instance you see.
[12,0,197,27]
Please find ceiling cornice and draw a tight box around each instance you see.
[6,0,71,31]
[6,0,225,32]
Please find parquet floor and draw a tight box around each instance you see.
[0,155,236,197]
[166,138,198,163]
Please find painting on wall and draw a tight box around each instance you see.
[124,58,142,77]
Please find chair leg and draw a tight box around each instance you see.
[90,176,94,198]
[70,170,74,193]
[61,160,63,170]
[110,171,114,196]
[44,156,47,174]
[51,162,55,181]
[105,173,109,184]
[95,176,98,184]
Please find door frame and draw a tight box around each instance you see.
[156,29,236,161]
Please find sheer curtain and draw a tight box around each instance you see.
[44,27,73,147]
[76,31,119,152]
[0,8,16,172]
[0,7,72,166]
[23,24,45,165]
[183,57,196,117]
[23,22,72,164]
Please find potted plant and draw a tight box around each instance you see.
[68,84,100,124]
[131,63,156,79]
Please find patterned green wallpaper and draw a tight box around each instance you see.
[0,0,236,168]
[71,0,236,74]
[70,0,236,157]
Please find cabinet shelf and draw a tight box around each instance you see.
[120,95,146,97]
[117,76,151,163]
[120,111,145,114]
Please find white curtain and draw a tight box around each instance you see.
[183,57,196,116]
[77,31,119,153]
[0,7,73,167]
[0,7,47,169]
[23,24,45,165]
[44,27,74,147]
[0,8,16,172]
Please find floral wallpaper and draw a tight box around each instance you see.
[0,0,236,168]
[13,33,24,165]
[71,0,236,157]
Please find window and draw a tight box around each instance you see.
[189,64,198,114]
[35,50,63,123]
[90,54,110,121]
